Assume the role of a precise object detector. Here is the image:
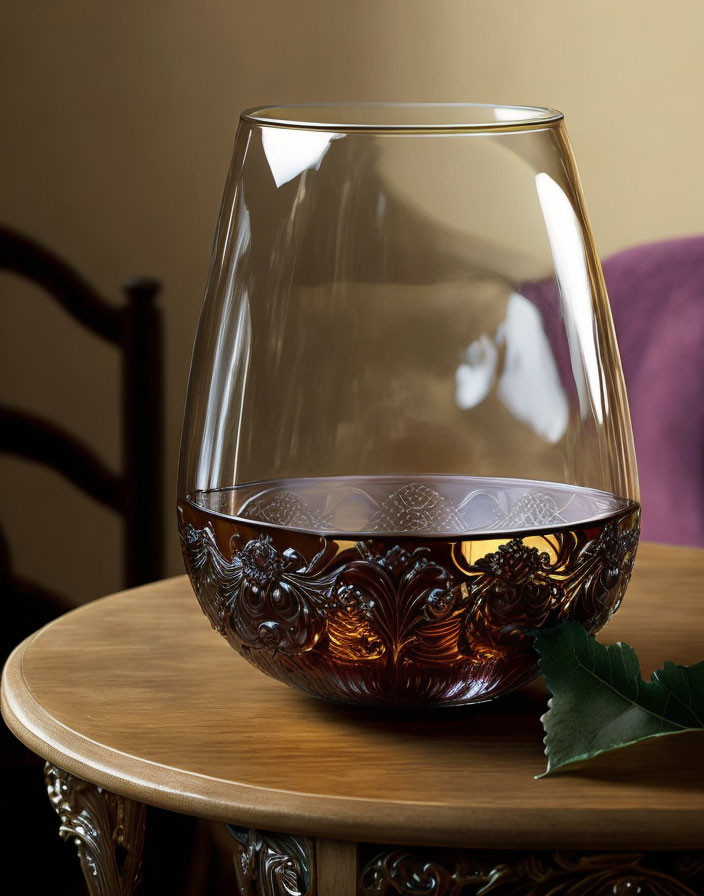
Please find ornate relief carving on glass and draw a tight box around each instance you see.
[178,103,639,706]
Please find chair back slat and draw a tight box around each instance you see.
[0,224,122,343]
[0,405,123,510]
[122,278,164,585]
[0,225,164,594]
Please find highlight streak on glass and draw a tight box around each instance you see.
[262,128,342,188]
[535,172,606,424]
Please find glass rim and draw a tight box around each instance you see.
[240,102,564,133]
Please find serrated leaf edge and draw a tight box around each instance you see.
[536,700,700,778]
[534,623,704,778]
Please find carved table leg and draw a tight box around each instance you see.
[225,826,704,896]
[227,825,315,895]
[44,762,146,896]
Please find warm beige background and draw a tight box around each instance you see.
[1,0,702,605]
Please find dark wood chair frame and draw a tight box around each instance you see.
[0,224,164,591]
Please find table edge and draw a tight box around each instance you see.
[3,623,704,849]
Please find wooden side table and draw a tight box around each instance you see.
[3,542,704,895]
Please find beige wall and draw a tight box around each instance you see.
[1,0,702,604]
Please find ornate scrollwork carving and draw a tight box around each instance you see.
[461,512,640,656]
[327,542,467,664]
[570,518,641,626]
[181,523,338,654]
[179,498,639,704]
[463,538,564,653]
[44,762,146,896]
[359,847,704,895]
[227,825,313,896]
[219,833,704,896]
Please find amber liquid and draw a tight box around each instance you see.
[179,475,639,706]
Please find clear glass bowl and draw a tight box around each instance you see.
[178,103,639,706]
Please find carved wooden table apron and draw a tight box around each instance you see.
[2,543,704,895]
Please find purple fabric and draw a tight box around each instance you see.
[603,236,704,547]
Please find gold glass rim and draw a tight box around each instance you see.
[240,102,564,133]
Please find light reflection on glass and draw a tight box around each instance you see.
[455,292,568,444]
[535,172,606,423]
[455,334,497,410]
[262,128,341,187]
[197,199,252,490]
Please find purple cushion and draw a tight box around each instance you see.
[604,236,704,547]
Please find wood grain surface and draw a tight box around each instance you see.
[2,542,704,849]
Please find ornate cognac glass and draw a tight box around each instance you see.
[178,103,639,706]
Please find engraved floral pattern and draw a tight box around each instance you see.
[326,542,468,664]
[178,501,639,705]
[180,521,337,654]
[368,483,466,533]
[488,491,564,529]
[180,522,237,633]
[461,538,568,656]
[566,519,640,629]
[472,539,562,618]
[240,483,571,534]
[241,489,331,530]
[359,847,703,895]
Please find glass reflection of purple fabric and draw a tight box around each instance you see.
[525,236,704,547]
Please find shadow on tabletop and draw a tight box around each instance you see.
[542,729,704,792]
[298,678,549,743]
[296,678,704,793]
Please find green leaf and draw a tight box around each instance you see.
[535,621,704,777]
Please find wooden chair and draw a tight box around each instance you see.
[0,228,229,896]
[0,224,167,893]
[0,224,164,613]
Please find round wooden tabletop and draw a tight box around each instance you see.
[2,542,704,850]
